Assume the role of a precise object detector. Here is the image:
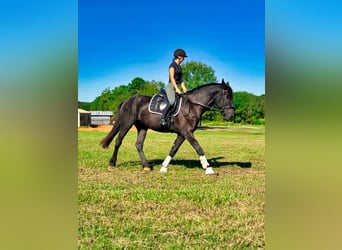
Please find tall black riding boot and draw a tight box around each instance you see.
[161,104,171,127]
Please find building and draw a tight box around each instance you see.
[90,111,113,126]
[78,109,91,127]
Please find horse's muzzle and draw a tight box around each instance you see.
[223,108,235,121]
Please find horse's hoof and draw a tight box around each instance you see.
[160,166,168,173]
[205,167,218,175]
[143,167,152,172]
[108,161,116,167]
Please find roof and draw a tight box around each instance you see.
[78,108,91,114]
[91,111,113,116]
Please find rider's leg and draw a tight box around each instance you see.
[161,82,175,126]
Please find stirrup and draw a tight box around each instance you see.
[160,118,167,126]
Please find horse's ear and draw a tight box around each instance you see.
[221,78,230,89]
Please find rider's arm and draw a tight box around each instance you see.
[169,67,181,94]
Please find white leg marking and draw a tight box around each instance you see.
[199,155,210,169]
[160,155,172,173]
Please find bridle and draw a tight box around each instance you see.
[185,86,235,113]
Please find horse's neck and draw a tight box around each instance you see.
[188,87,218,106]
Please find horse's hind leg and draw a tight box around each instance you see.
[135,128,150,171]
[109,126,131,167]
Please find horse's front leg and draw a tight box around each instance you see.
[160,134,185,173]
[183,131,215,175]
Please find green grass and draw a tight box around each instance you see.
[78,126,265,249]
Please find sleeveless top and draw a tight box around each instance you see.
[169,60,183,85]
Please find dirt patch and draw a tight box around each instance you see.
[78,125,137,132]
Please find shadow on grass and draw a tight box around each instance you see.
[119,157,252,169]
[158,157,252,169]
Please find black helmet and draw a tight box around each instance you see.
[174,48,188,58]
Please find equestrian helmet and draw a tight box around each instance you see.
[174,48,188,58]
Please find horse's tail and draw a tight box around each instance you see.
[100,102,124,149]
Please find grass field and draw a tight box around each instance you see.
[78,126,265,249]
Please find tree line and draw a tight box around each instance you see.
[78,61,265,125]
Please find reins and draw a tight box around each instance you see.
[184,83,235,113]
[188,99,234,112]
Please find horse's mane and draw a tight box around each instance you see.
[185,83,222,95]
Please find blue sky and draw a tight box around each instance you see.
[79,0,265,102]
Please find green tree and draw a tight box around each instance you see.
[90,96,100,110]
[129,77,146,94]
[129,78,163,96]
[148,80,165,89]
[90,87,113,110]
[109,85,131,115]
[233,92,265,124]
[182,61,217,89]
[137,81,162,96]
[78,101,91,110]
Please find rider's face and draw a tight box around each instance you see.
[178,56,185,63]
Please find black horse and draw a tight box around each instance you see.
[100,79,235,175]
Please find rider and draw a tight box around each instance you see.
[161,48,188,126]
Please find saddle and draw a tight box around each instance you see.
[148,89,182,117]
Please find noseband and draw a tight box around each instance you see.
[220,105,235,111]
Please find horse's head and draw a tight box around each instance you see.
[216,79,235,121]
